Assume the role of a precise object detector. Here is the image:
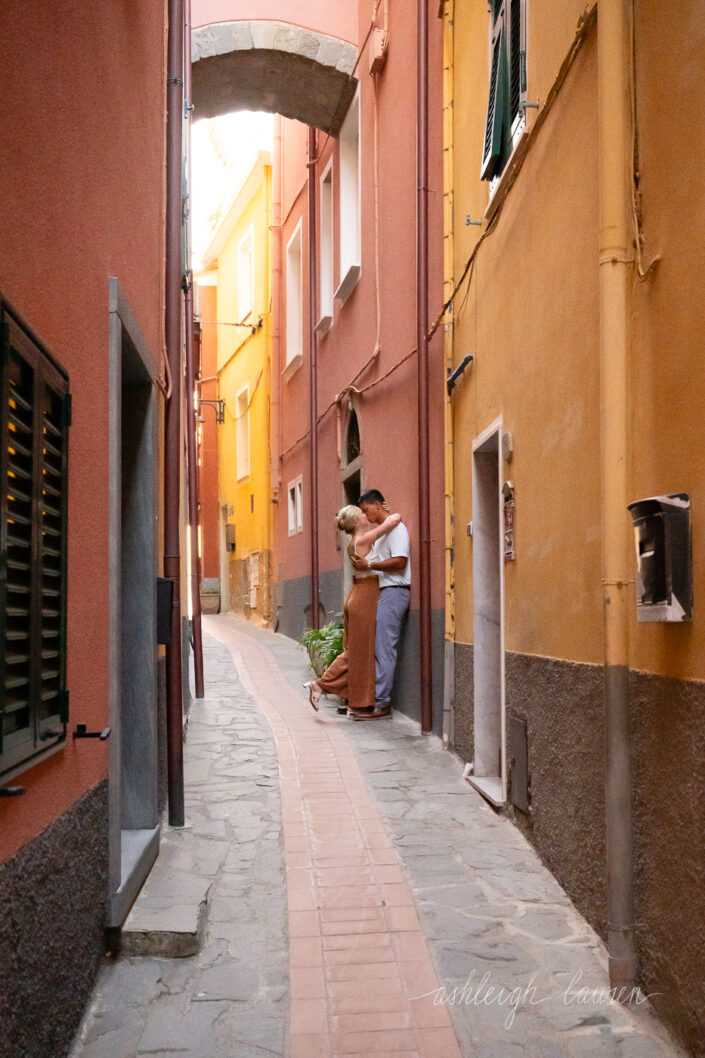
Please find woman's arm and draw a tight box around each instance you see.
[354,513,401,549]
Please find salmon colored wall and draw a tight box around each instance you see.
[192,0,358,44]
[0,1,166,860]
[275,0,445,612]
[216,164,272,570]
[198,285,220,580]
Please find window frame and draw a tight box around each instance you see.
[287,475,303,536]
[236,225,255,325]
[284,220,303,379]
[235,383,250,481]
[317,160,335,334]
[481,0,527,183]
[335,91,362,306]
[1,298,70,781]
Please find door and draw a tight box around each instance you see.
[470,419,506,806]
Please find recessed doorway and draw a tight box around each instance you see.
[470,418,506,807]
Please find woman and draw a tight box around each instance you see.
[304,504,400,715]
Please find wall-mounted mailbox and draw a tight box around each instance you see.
[226,523,236,552]
[627,493,692,622]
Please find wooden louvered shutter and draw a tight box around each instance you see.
[1,308,69,776]
[481,6,509,181]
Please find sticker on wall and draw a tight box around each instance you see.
[503,481,515,561]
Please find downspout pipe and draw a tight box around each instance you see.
[271,116,283,501]
[164,0,185,826]
[417,0,433,733]
[184,275,205,699]
[307,127,320,629]
[598,0,637,993]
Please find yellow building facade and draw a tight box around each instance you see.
[444,2,705,1052]
[201,151,273,624]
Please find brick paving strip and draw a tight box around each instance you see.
[207,616,463,1058]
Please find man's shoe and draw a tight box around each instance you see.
[347,706,374,718]
[352,707,391,721]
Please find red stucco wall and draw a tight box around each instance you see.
[192,0,358,45]
[0,1,166,860]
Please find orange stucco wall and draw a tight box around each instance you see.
[0,1,166,860]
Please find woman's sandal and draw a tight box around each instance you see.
[303,681,322,711]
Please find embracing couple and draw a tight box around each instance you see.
[305,489,410,720]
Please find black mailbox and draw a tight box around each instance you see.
[627,493,692,622]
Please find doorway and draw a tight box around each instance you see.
[107,279,160,925]
[470,419,506,806]
[341,407,363,601]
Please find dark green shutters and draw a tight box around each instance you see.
[481,0,525,181]
[1,304,69,775]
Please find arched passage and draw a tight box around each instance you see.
[192,20,358,134]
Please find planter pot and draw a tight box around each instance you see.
[200,594,220,615]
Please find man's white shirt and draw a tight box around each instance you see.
[373,522,411,588]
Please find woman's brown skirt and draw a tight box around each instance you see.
[316,578,378,711]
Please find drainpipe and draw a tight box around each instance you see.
[441,0,456,748]
[184,276,205,699]
[307,127,320,629]
[417,0,432,733]
[271,118,283,498]
[598,0,637,993]
[164,0,185,826]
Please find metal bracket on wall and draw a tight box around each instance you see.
[199,399,225,424]
[73,724,111,741]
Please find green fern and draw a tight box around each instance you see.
[300,615,344,676]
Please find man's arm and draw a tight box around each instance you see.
[350,553,406,573]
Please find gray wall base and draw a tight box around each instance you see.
[0,782,108,1058]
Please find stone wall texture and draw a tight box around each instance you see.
[0,782,109,1058]
[453,644,705,1056]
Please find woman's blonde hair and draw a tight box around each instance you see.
[336,504,361,533]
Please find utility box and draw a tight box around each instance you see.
[627,493,692,622]
[225,522,236,552]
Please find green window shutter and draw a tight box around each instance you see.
[481,16,509,181]
[1,303,69,776]
[509,0,523,122]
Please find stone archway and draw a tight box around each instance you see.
[192,20,358,134]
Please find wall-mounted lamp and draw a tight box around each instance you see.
[447,354,474,395]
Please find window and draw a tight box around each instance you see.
[336,93,361,305]
[285,221,303,376]
[236,385,250,480]
[1,302,70,779]
[317,164,334,333]
[481,0,526,182]
[237,227,255,324]
[288,475,303,536]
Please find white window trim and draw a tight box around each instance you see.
[284,219,303,379]
[317,159,334,334]
[237,225,255,325]
[335,90,361,306]
[287,474,303,536]
[235,383,250,481]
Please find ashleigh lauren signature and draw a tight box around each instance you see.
[414,970,661,1031]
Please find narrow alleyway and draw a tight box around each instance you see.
[70,616,684,1058]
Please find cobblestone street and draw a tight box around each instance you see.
[70,616,685,1058]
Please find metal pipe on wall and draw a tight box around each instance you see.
[184,276,205,699]
[417,0,433,733]
[271,116,283,498]
[164,0,185,827]
[598,0,637,993]
[307,127,320,630]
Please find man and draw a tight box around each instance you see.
[350,488,410,719]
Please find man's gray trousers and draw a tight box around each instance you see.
[374,586,410,707]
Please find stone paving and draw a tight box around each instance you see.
[70,615,687,1058]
